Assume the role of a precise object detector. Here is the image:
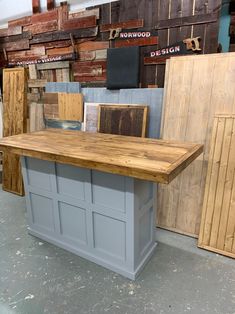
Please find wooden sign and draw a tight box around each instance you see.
[109,28,158,40]
[144,37,201,65]
[8,53,77,66]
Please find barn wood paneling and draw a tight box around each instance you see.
[99,0,221,87]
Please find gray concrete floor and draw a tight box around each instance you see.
[0,186,234,314]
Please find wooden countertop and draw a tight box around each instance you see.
[0,129,203,184]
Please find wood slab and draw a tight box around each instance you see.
[0,130,203,184]
[198,114,235,259]
[58,93,83,121]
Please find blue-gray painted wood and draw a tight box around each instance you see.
[21,156,157,280]
[44,85,163,139]
[45,82,81,93]
[44,119,82,130]
[81,88,163,138]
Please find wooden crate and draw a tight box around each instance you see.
[198,114,235,258]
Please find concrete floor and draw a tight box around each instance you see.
[0,187,234,314]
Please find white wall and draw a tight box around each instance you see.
[0,0,117,28]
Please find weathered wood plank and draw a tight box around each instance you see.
[42,93,59,104]
[114,37,158,48]
[0,26,22,38]
[0,129,203,184]
[77,41,109,51]
[29,27,98,44]
[0,39,29,51]
[47,0,55,11]
[25,20,58,35]
[32,0,40,14]
[155,12,219,30]
[0,31,32,44]
[47,46,73,56]
[62,15,97,31]
[8,16,32,28]
[31,9,58,24]
[28,79,47,88]
[58,1,69,30]
[69,8,100,19]
[37,61,70,70]
[100,19,144,32]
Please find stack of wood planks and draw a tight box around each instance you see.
[198,114,235,258]
[157,52,235,238]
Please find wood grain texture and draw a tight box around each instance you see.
[198,115,235,258]
[8,16,32,28]
[98,105,148,137]
[29,103,45,132]
[114,37,158,48]
[31,10,58,24]
[2,68,27,195]
[157,52,235,236]
[69,8,100,19]
[58,93,83,121]
[25,20,58,35]
[62,16,97,31]
[0,129,203,184]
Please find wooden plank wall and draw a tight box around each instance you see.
[198,114,235,258]
[0,0,222,87]
[157,52,235,237]
[2,68,27,195]
[98,0,222,87]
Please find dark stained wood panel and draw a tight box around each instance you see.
[98,105,148,138]
[100,19,144,32]
[29,27,98,44]
[47,0,55,10]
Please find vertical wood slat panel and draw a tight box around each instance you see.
[157,52,235,237]
[2,68,27,195]
[198,115,235,258]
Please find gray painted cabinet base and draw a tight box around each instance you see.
[21,157,157,280]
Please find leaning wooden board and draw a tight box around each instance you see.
[158,52,235,237]
[0,130,203,184]
[58,93,83,121]
[2,68,27,195]
[98,105,148,137]
[198,114,235,258]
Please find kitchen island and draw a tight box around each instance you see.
[0,130,203,279]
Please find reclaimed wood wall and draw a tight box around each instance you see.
[0,0,222,88]
[98,0,222,87]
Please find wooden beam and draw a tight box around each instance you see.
[47,0,55,10]
[30,27,98,44]
[0,32,32,44]
[32,0,40,14]
[100,19,144,32]
[155,12,219,30]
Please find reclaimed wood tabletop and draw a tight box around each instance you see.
[0,129,203,184]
